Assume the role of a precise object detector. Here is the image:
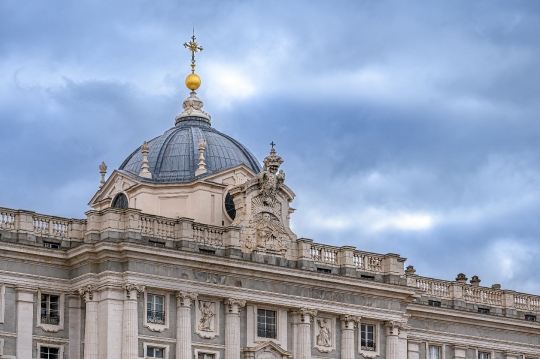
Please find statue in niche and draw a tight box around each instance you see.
[317,319,332,347]
[198,301,215,331]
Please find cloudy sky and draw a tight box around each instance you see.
[2,1,540,294]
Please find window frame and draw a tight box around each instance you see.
[143,290,169,332]
[476,349,493,359]
[193,348,220,359]
[358,321,380,358]
[425,342,446,359]
[257,309,277,339]
[37,342,64,359]
[246,304,287,349]
[36,289,64,333]
[143,342,169,359]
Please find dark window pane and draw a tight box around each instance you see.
[147,347,154,357]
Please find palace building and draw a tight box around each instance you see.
[0,33,539,359]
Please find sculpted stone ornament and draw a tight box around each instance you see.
[78,285,96,301]
[316,319,332,347]
[175,91,211,122]
[198,301,215,331]
[243,146,291,254]
[124,284,145,299]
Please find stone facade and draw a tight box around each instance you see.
[1,93,539,359]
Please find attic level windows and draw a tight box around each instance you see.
[43,241,60,249]
[428,300,441,307]
[224,192,236,220]
[112,193,128,209]
[478,308,490,314]
[317,267,332,273]
[525,314,536,322]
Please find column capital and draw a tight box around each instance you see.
[124,284,145,299]
[16,286,36,302]
[340,315,361,329]
[296,308,318,323]
[384,320,403,336]
[78,285,97,302]
[176,291,198,307]
[224,298,246,314]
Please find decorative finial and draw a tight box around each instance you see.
[183,29,203,91]
[139,141,152,179]
[99,161,107,188]
[195,139,207,176]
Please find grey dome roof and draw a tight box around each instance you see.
[119,117,261,183]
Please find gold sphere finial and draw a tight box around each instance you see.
[183,29,203,91]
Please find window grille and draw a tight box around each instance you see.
[360,324,375,351]
[428,346,440,359]
[147,294,165,325]
[41,294,60,325]
[146,347,164,358]
[112,193,129,209]
[225,192,236,220]
[257,309,277,338]
[40,347,59,359]
[43,242,60,249]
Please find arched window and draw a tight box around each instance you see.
[112,193,128,209]
[224,192,236,220]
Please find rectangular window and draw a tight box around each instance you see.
[316,267,332,273]
[147,294,165,325]
[525,314,536,322]
[149,241,165,247]
[197,354,215,359]
[257,309,276,338]
[428,346,440,359]
[146,347,164,358]
[428,300,441,307]
[478,308,490,314]
[361,275,375,281]
[478,352,490,359]
[40,294,60,325]
[360,324,375,351]
[40,347,59,359]
[199,249,216,255]
[43,242,60,249]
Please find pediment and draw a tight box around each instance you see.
[243,341,292,359]
[88,170,139,207]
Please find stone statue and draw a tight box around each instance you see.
[198,301,214,331]
[258,147,285,206]
[317,319,331,347]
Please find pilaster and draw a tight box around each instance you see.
[224,298,246,359]
[68,295,82,359]
[176,291,198,359]
[295,308,317,359]
[122,284,145,359]
[79,285,99,359]
[340,315,360,359]
[16,286,35,359]
[384,321,400,359]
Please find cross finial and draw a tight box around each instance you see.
[270,141,276,149]
[183,29,203,74]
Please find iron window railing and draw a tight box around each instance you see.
[360,324,375,351]
[41,315,60,325]
[147,310,165,324]
[257,309,277,339]
[257,328,277,338]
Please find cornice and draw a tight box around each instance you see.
[408,327,540,356]
[407,303,540,335]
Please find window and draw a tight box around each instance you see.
[428,346,440,359]
[360,324,375,351]
[43,242,60,249]
[525,314,536,322]
[224,192,236,220]
[478,308,490,314]
[478,352,490,359]
[112,193,128,209]
[40,347,59,359]
[257,309,276,338]
[149,241,165,247]
[146,347,164,358]
[317,267,331,273]
[147,294,165,325]
[41,294,60,325]
[361,275,375,281]
[428,300,441,307]
[199,249,216,255]
[198,354,215,359]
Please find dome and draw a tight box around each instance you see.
[119,116,261,183]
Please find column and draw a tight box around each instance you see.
[224,298,246,359]
[68,296,82,359]
[398,324,409,359]
[385,321,400,359]
[297,308,317,359]
[339,315,360,359]
[122,284,145,359]
[16,287,35,359]
[176,291,198,359]
[79,285,98,359]
[98,286,124,359]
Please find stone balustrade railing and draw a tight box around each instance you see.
[0,207,86,241]
[408,274,540,313]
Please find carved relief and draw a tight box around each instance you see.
[124,284,145,299]
[316,319,331,347]
[313,316,336,353]
[195,299,219,339]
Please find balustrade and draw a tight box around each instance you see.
[310,245,338,264]
[0,209,15,230]
[193,224,224,247]
[353,252,383,272]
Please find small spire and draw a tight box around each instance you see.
[195,139,207,176]
[139,141,152,179]
[99,161,107,188]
